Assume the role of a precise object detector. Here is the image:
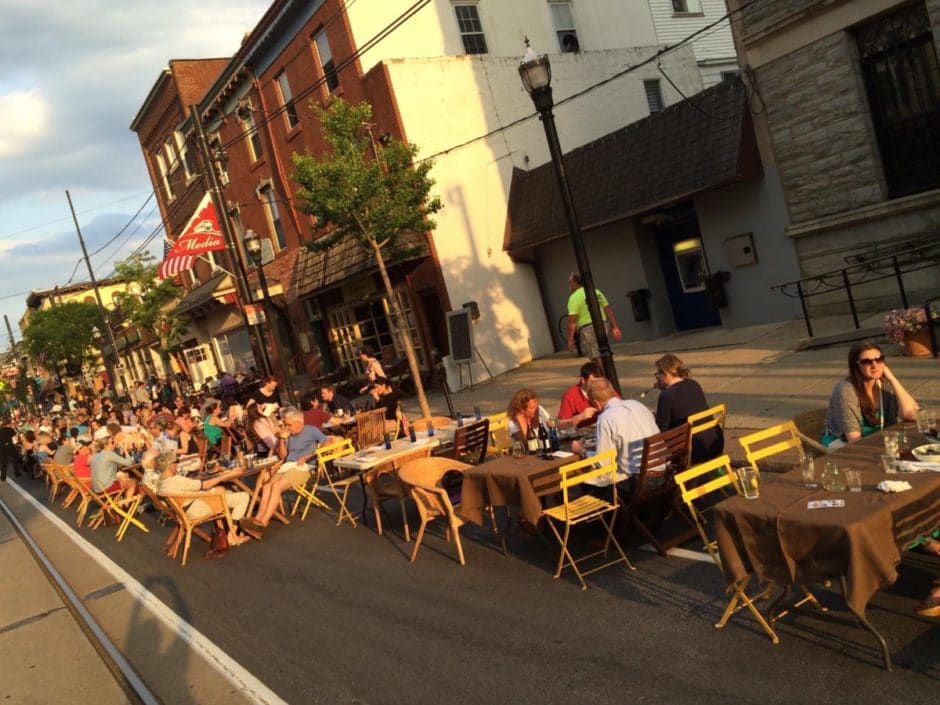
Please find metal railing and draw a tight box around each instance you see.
[772,237,940,338]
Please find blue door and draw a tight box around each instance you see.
[654,206,721,331]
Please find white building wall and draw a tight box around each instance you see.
[347,0,660,70]
[647,0,738,86]
[385,46,701,384]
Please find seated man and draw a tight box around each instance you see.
[155,451,251,546]
[320,385,354,416]
[52,436,76,466]
[147,418,179,455]
[72,440,93,483]
[557,361,603,429]
[301,393,332,430]
[90,436,137,501]
[368,377,401,434]
[243,407,338,530]
[572,378,659,484]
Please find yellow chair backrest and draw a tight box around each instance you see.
[556,448,619,505]
[688,403,725,436]
[487,412,508,424]
[315,438,356,469]
[674,454,738,564]
[738,421,803,472]
[487,413,511,454]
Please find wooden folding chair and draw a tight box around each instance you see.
[619,423,695,556]
[674,454,780,643]
[43,460,68,503]
[59,466,94,525]
[163,489,235,566]
[355,408,386,450]
[398,457,473,565]
[451,418,490,465]
[739,421,804,473]
[365,446,433,541]
[790,408,830,457]
[542,449,635,590]
[687,403,726,465]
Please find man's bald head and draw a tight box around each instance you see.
[586,377,615,405]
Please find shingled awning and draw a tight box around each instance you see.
[504,77,762,255]
[292,232,429,301]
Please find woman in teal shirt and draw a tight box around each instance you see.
[203,401,232,448]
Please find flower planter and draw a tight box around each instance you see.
[901,327,932,357]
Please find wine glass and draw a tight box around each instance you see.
[511,439,526,464]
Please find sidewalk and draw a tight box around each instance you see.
[413,316,939,463]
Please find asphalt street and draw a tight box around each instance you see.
[9,471,939,705]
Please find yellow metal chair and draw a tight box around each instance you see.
[87,487,147,542]
[738,421,804,473]
[294,439,360,526]
[674,454,780,643]
[687,403,726,464]
[487,413,511,456]
[542,449,635,590]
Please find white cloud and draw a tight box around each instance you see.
[0,88,48,158]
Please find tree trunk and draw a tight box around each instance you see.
[370,240,431,419]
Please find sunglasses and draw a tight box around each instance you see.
[857,355,885,367]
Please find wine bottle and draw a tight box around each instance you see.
[548,423,559,453]
[538,423,549,455]
[526,423,539,454]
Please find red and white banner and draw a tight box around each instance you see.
[157,194,227,279]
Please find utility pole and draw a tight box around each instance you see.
[66,190,128,399]
[188,105,272,383]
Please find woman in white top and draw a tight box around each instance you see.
[358,346,386,394]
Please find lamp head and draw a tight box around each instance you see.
[519,41,551,95]
[243,229,262,265]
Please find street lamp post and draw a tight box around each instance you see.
[519,43,620,395]
[242,230,295,400]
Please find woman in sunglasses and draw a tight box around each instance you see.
[822,340,918,448]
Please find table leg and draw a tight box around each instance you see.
[839,575,892,671]
[359,474,369,527]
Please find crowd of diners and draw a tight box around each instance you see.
[0,339,936,613]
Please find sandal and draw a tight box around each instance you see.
[921,538,940,556]
[239,524,264,540]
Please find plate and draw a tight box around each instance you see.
[912,443,940,462]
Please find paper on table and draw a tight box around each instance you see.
[551,450,575,458]
[895,460,940,473]
[877,480,913,493]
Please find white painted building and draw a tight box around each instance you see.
[646,0,740,87]
[344,0,704,384]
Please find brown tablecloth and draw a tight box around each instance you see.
[715,425,940,615]
[459,454,571,526]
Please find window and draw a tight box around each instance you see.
[208,133,228,185]
[454,4,487,54]
[276,72,299,129]
[259,183,286,249]
[241,112,263,162]
[856,2,940,198]
[175,131,195,179]
[313,29,340,93]
[154,152,173,199]
[671,0,702,13]
[549,1,579,53]
[163,137,178,173]
[720,70,740,82]
[644,79,664,114]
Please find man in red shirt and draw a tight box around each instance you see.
[301,394,332,429]
[557,361,603,429]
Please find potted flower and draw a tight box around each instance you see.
[883,306,938,357]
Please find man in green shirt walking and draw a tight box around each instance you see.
[566,272,622,364]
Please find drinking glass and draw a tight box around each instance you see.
[880,454,896,474]
[897,427,910,453]
[845,470,862,492]
[917,408,930,434]
[737,466,760,499]
[511,440,526,463]
[883,435,899,459]
[800,454,817,488]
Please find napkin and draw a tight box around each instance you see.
[551,450,574,458]
[877,480,912,493]
[895,460,940,473]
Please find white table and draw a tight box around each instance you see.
[334,434,444,472]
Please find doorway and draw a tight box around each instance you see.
[653,204,721,330]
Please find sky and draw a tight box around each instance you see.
[0,0,272,350]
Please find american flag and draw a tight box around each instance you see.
[157,252,196,279]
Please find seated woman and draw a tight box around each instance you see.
[245,400,277,455]
[653,353,723,464]
[822,340,918,447]
[822,341,934,554]
[154,451,252,546]
[174,406,199,456]
[202,401,233,450]
[358,346,386,394]
[507,388,551,442]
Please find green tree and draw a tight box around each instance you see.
[23,301,102,372]
[114,253,186,379]
[292,99,441,418]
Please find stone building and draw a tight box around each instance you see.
[726,0,940,318]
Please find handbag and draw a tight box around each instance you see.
[205,522,229,560]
